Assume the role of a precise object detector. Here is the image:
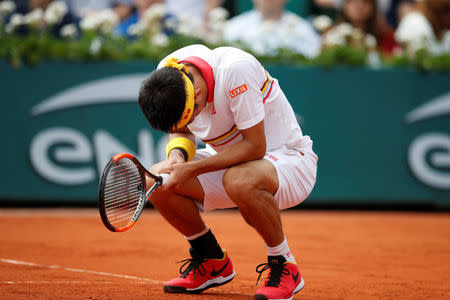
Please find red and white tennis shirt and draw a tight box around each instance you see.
[157,44,313,154]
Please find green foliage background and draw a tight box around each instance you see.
[1,32,450,70]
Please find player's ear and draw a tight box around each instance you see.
[194,87,202,99]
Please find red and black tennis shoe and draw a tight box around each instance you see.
[254,256,305,300]
[163,248,235,294]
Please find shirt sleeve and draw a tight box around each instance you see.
[224,59,266,130]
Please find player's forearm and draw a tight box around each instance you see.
[188,138,265,176]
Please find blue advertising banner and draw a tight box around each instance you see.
[0,61,449,207]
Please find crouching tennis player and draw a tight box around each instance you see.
[138,44,318,300]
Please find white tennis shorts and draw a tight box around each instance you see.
[193,146,318,212]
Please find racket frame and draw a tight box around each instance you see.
[98,153,164,232]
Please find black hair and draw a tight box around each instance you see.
[138,67,194,133]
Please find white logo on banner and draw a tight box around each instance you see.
[405,91,450,189]
[31,73,148,116]
[29,74,167,186]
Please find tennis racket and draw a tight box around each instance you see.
[98,153,169,232]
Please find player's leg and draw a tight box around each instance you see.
[223,149,316,300]
[150,177,205,237]
[222,159,284,247]
[150,170,234,293]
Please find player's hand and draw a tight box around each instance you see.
[149,160,178,175]
[158,162,196,192]
[145,160,175,191]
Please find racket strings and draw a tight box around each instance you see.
[103,159,144,229]
[104,171,140,209]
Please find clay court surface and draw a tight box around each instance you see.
[1,208,449,299]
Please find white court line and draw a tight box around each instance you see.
[0,258,256,296]
[1,281,115,284]
[0,258,163,284]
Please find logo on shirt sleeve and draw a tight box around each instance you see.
[229,83,248,98]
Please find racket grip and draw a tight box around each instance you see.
[159,173,170,186]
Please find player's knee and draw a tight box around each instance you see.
[148,191,162,207]
[223,167,258,204]
[149,189,171,208]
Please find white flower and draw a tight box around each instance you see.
[89,37,102,55]
[143,3,165,22]
[401,37,427,58]
[127,22,146,36]
[80,9,118,34]
[367,50,381,68]
[5,13,23,33]
[0,0,15,15]
[335,22,353,37]
[208,7,228,22]
[205,30,223,44]
[205,18,226,44]
[151,33,169,47]
[365,34,377,48]
[426,41,443,55]
[44,1,67,25]
[442,31,450,53]
[9,13,23,27]
[313,15,332,33]
[44,10,58,25]
[175,14,192,34]
[323,29,346,46]
[395,12,434,44]
[351,28,364,41]
[177,16,203,38]
[24,8,43,27]
[140,4,165,33]
[60,23,77,38]
[250,41,268,56]
[163,16,177,32]
[176,20,191,36]
[4,23,12,33]
[408,37,427,52]
[97,9,119,34]
[80,14,101,31]
[208,19,225,34]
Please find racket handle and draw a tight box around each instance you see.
[159,173,170,186]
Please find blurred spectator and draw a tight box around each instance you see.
[114,0,164,37]
[63,0,133,20]
[386,0,415,27]
[112,0,228,44]
[323,0,399,55]
[114,1,134,21]
[314,0,414,27]
[165,0,223,26]
[8,0,78,37]
[222,0,237,19]
[223,0,321,58]
[395,0,450,54]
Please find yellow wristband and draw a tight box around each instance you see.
[166,137,196,162]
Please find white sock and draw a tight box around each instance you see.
[266,237,296,264]
[184,226,209,240]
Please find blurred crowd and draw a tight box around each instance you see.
[1,0,449,58]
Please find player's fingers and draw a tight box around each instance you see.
[159,176,175,191]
